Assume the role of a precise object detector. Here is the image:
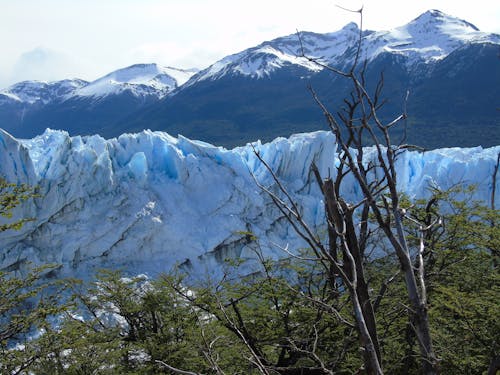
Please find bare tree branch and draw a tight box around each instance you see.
[156,360,204,375]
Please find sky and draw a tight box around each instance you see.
[1,0,499,89]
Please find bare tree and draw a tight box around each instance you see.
[251,7,440,374]
[252,149,383,374]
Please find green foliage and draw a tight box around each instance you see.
[415,187,499,373]
[430,251,499,373]
[182,251,361,373]
[367,186,500,374]
[0,179,68,373]
[30,270,218,374]
[0,176,37,232]
[1,180,498,374]
[0,264,67,374]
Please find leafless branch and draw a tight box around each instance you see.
[373,270,401,313]
[216,299,271,374]
[156,360,204,375]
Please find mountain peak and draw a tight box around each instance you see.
[357,8,498,65]
[423,9,448,18]
[341,22,359,32]
[410,9,480,32]
[73,63,197,99]
[188,21,364,83]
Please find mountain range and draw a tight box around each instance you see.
[1,10,499,149]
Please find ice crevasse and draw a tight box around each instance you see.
[0,128,498,279]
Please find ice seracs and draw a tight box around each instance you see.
[0,129,498,280]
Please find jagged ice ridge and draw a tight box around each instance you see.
[0,129,498,279]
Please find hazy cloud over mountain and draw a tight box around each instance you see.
[7,47,83,86]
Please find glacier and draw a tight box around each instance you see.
[0,128,499,279]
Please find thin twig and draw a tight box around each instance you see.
[156,360,204,375]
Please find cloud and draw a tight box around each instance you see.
[128,42,226,70]
[8,47,83,84]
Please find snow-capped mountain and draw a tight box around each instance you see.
[0,79,88,105]
[360,10,499,66]
[125,10,499,149]
[0,63,198,139]
[186,9,499,84]
[0,128,498,279]
[0,63,197,105]
[185,22,362,84]
[73,64,197,99]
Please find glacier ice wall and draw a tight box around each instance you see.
[0,128,498,279]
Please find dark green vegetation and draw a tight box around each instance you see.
[0,181,498,374]
[0,177,36,232]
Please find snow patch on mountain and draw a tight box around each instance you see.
[0,64,198,105]
[186,23,359,86]
[187,23,361,84]
[362,10,500,65]
[0,79,88,105]
[73,64,197,99]
[0,129,498,280]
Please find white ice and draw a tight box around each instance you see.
[0,128,498,280]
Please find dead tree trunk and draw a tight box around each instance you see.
[252,148,384,374]
[319,174,381,368]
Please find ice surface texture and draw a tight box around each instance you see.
[0,128,498,279]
